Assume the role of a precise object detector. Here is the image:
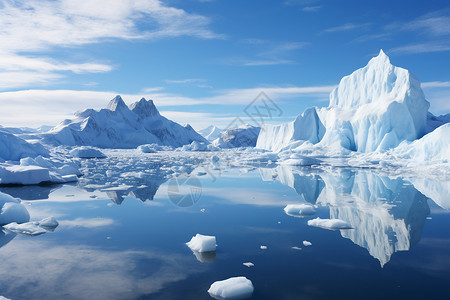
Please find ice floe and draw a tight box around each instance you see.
[208,276,254,300]
[284,204,316,217]
[69,146,106,158]
[307,218,353,230]
[186,234,217,253]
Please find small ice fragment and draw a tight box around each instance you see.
[106,236,111,240]
[284,204,315,217]
[307,218,353,230]
[39,216,59,230]
[426,217,432,220]
[4,222,47,236]
[260,245,267,250]
[200,208,206,213]
[208,276,254,299]
[303,240,312,246]
[292,246,302,250]
[186,234,217,252]
[243,262,254,268]
[277,221,281,224]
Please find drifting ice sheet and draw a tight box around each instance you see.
[307,217,353,230]
[284,204,316,217]
[208,276,254,299]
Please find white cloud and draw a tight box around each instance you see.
[0,85,335,127]
[302,6,322,12]
[422,81,450,88]
[389,41,450,54]
[322,23,369,34]
[243,59,292,66]
[0,0,221,89]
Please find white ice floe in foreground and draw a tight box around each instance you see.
[208,276,254,300]
[307,217,353,230]
[69,146,106,158]
[186,234,217,253]
[3,222,47,236]
[284,204,316,217]
[0,192,30,225]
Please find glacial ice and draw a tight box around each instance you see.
[213,124,260,148]
[186,234,217,253]
[307,218,353,230]
[283,204,316,217]
[0,192,30,225]
[3,222,47,236]
[208,276,254,300]
[0,130,48,161]
[256,50,442,162]
[69,146,106,158]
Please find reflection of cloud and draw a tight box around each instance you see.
[59,217,115,229]
[0,240,202,300]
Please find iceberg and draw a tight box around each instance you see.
[208,276,254,300]
[257,50,431,154]
[42,96,207,148]
[0,130,48,161]
[3,221,47,236]
[186,233,217,253]
[0,192,30,225]
[213,124,260,148]
[69,146,106,158]
[283,204,316,217]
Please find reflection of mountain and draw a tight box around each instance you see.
[261,166,431,266]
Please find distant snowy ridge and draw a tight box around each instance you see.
[257,50,434,154]
[199,125,222,141]
[42,96,207,148]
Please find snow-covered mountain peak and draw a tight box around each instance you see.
[106,95,128,112]
[129,97,160,118]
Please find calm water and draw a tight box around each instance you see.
[0,165,449,299]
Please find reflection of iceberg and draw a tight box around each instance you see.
[192,250,216,263]
[408,178,450,210]
[260,166,324,204]
[261,166,431,266]
[0,184,62,200]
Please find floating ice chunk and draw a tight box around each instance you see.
[284,204,316,217]
[307,217,353,230]
[0,165,50,185]
[4,221,47,236]
[0,193,30,225]
[186,234,217,252]
[292,246,302,250]
[281,154,321,166]
[39,216,59,230]
[303,240,312,246]
[243,262,254,268]
[137,144,157,153]
[208,276,254,300]
[69,147,106,158]
[260,245,267,250]
[0,296,11,300]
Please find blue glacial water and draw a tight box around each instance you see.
[0,166,449,300]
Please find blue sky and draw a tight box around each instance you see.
[0,0,449,129]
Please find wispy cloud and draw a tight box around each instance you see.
[0,0,222,89]
[242,59,292,66]
[302,6,322,12]
[390,11,450,36]
[322,23,370,34]
[59,217,115,228]
[422,81,450,88]
[389,41,450,54]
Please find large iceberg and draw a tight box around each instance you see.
[213,124,260,148]
[0,130,48,161]
[257,50,431,154]
[42,96,207,148]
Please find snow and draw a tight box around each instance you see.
[213,124,261,148]
[0,130,48,161]
[307,218,353,230]
[208,276,254,300]
[42,96,207,148]
[186,234,217,252]
[199,125,222,142]
[3,221,47,236]
[69,146,106,158]
[284,204,316,217]
[303,240,312,246]
[0,192,30,225]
